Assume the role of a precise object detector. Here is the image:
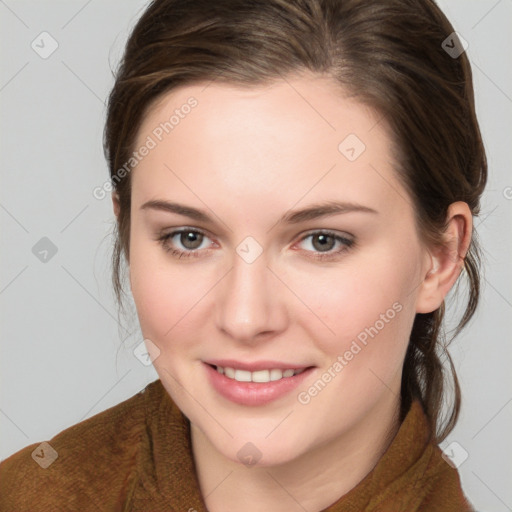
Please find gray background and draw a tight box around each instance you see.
[1,1,511,510]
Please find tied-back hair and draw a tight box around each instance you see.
[103,0,487,443]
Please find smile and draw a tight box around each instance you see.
[214,365,307,383]
[203,361,315,406]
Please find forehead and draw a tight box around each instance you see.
[131,74,409,219]
[136,74,385,152]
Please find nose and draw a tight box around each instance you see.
[215,249,288,344]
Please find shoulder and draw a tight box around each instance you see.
[405,401,474,511]
[415,443,475,512]
[368,399,475,512]
[0,379,162,512]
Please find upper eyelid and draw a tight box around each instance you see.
[300,228,353,240]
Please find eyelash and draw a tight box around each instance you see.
[156,228,355,261]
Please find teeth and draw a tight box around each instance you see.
[234,369,252,382]
[270,369,282,381]
[252,370,270,383]
[214,365,306,383]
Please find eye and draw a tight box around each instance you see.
[156,228,355,261]
[157,228,214,259]
[296,230,355,260]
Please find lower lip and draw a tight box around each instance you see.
[203,363,315,406]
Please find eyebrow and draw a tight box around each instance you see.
[140,199,378,225]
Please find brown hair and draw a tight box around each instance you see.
[103,0,487,443]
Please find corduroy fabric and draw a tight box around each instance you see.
[0,379,474,511]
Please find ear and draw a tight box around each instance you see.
[111,191,131,287]
[112,191,121,219]
[415,201,472,314]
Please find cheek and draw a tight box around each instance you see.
[287,247,418,365]
[129,234,192,342]
[128,238,222,359]
[130,266,198,340]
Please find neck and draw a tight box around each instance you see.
[190,392,401,512]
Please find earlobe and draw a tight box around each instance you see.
[415,202,472,314]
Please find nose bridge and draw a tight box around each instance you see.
[216,247,285,341]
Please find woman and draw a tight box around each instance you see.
[0,0,486,510]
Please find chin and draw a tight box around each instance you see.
[213,434,305,469]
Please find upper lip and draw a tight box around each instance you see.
[204,359,314,372]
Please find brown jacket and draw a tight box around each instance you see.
[0,379,474,511]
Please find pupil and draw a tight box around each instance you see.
[183,231,202,249]
[313,234,333,252]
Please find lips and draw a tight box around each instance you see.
[202,359,316,406]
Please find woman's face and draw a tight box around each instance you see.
[127,73,432,466]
